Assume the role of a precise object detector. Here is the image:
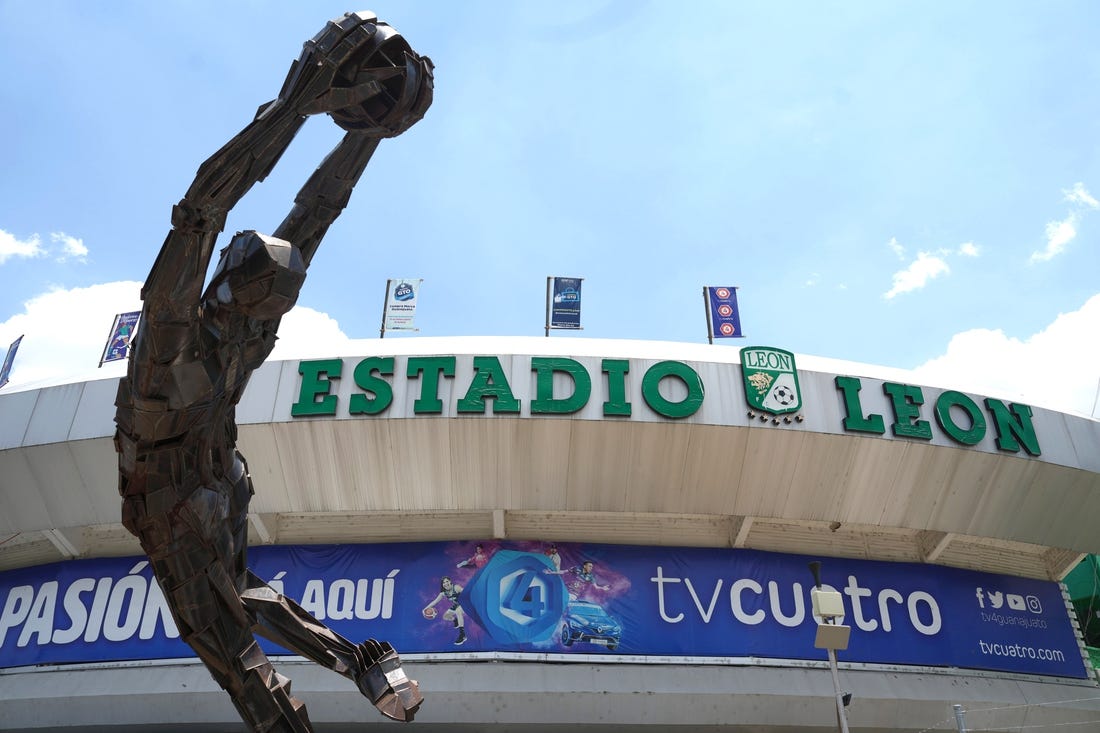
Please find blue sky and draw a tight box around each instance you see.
[0,1,1098,416]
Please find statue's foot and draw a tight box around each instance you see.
[354,639,423,722]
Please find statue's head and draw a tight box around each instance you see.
[326,19,434,137]
[206,231,306,320]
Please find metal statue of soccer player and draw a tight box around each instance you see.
[114,12,432,730]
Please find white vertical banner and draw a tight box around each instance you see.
[382,278,423,335]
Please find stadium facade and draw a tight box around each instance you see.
[2,336,1099,732]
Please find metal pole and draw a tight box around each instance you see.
[953,704,968,733]
[379,279,391,339]
[703,287,714,344]
[545,277,552,337]
[826,647,850,733]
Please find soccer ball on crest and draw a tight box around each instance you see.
[773,385,797,406]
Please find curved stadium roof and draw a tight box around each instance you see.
[2,336,1098,580]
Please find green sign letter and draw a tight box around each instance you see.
[292,359,342,417]
[883,382,932,440]
[407,356,456,414]
[934,391,986,446]
[835,376,885,434]
[985,398,1041,456]
[640,361,703,418]
[457,356,521,414]
[349,357,394,415]
[531,357,591,414]
[602,359,631,417]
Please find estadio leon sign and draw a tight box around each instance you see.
[290,347,1041,457]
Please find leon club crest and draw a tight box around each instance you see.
[740,346,804,422]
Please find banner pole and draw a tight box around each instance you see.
[734,286,741,340]
[379,279,392,339]
[703,286,714,345]
[545,277,552,337]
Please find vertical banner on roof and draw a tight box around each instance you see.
[704,286,742,342]
[99,311,141,366]
[0,335,22,389]
[546,277,583,334]
[380,279,422,337]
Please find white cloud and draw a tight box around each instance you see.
[0,282,355,389]
[883,251,950,299]
[0,228,90,265]
[50,232,88,261]
[882,238,979,299]
[0,282,143,386]
[0,229,44,264]
[913,293,1100,416]
[1029,183,1097,263]
[887,237,906,261]
[1064,182,1099,210]
[1030,214,1078,264]
[269,306,355,360]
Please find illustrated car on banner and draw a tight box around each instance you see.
[560,601,622,650]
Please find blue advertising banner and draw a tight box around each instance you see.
[0,334,22,388]
[0,541,1086,679]
[100,311,140,365]
[548,277,582,330]
[706,286,742,339]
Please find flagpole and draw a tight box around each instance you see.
[379,279,392,339]
[703,287,714,345]
[545,277,552,337]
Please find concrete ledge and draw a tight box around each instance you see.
[3,659,1100,732]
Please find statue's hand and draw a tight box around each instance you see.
[272,11,433,138]
[354,639,423,722]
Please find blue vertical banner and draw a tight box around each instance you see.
[100,312,140,366]
[0,335,22,389]
[705,286,742,340]
[547,277,583,332]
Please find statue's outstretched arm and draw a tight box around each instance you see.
[140,11,431,327]
[273,132,381,269]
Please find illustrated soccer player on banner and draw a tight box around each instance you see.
[422,576,468,645]
[110,321,134,359]
[547,560,611,600]
[544,543,562,571]
[114,12,432,730]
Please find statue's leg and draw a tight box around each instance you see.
[239,571,423,722]
[164,559,313,732]
[227,453,421,722]
[130,483,316,733]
